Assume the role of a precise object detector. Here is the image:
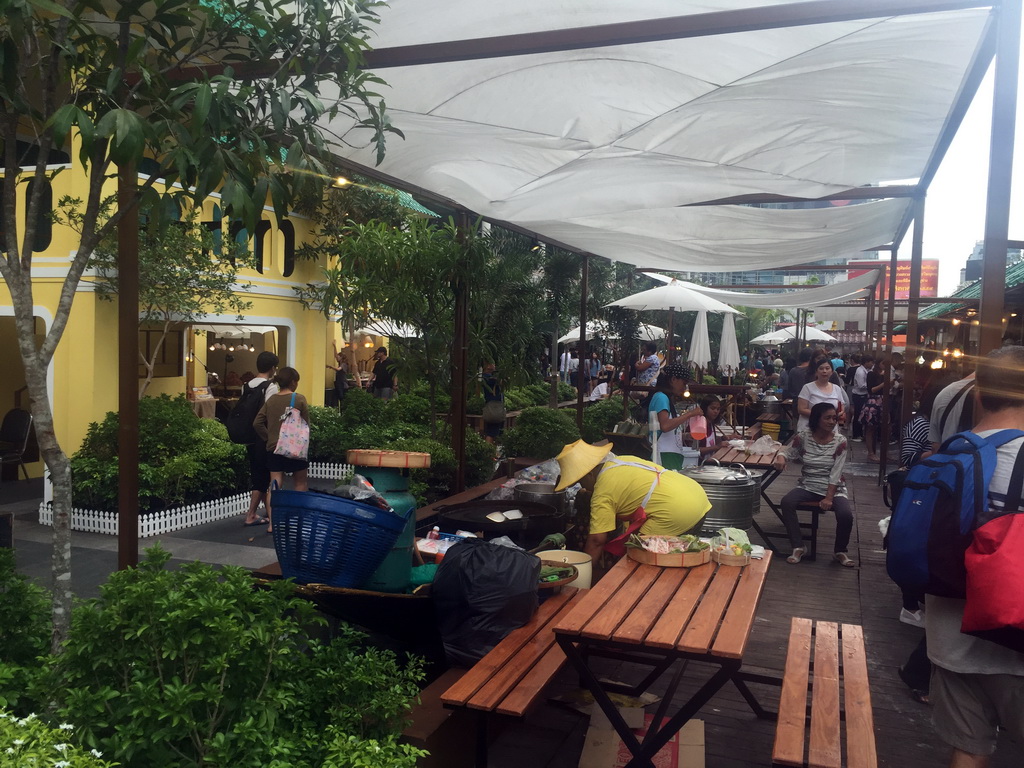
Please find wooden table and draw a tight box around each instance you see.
[553,552,773,768]
[708,444,791,553]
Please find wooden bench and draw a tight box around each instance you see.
[440,586,585,767]
[773,618,876,768]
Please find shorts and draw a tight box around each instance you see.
[247,443,270,493]
[266,451,310,474]
[931,664,1024,755]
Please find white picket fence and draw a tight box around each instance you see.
[37,462,354,537]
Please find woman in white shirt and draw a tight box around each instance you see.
[796,358,849,433]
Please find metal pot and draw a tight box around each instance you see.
[760,394,783,416]
[678,462,763,534]
[513,482,568,514]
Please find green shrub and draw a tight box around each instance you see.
[0,550,49,714]
[49,547,425,768]
[466,394,485,415]
[581,395,627,443]
[702,374,719,385]
[338,388,388,431]
[557,382,576,401]
[70,395,246,511]
[385,393,432,426]
[308,405,348,463]
[0,712,118,768]
[503,407,580,460]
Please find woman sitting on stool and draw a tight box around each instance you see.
[772,401,855,567]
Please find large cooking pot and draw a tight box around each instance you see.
[678,462,762,534]
[436,499,566,548]
[760,394,783,416]
[513,482,568,514]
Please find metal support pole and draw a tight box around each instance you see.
[117,164,140,569]
[903,196,926,425]
[577,254,589,430]
[451,211,471,493]
[865,290,875,351]
[667,308,676,364]
[979,0,1021,354]
[879,246,899,483]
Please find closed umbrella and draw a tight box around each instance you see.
[688,311,711,369]
[718,313,741,372]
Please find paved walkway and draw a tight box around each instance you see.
[3,439,1021,767]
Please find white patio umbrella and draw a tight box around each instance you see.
[606,282,740,315]
[749,326,837,345]
[558,322,666,344]
[688,311,711,369]
[718,313,741,372]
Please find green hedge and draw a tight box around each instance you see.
[502,407,580,460]
[70,395,247,512]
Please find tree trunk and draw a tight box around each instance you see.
[6,274,74,652]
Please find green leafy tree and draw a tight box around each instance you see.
[0,0,396,649]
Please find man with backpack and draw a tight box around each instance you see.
[228,351,279,527]
[890,347,1024,766]
[929,372,976,451]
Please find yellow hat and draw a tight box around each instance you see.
[554,440,612,492]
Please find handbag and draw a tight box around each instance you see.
[482,399,506,425]
[274,393,309,460]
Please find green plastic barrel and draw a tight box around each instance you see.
[358,466,416,592]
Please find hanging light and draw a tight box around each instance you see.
[331,176,351,188]
[953,348,963,359]
[951,318,961,326]
[209,344,215,351]
[930,359,945,369]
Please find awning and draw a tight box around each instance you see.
[642,269,881,308]
[321,1,993,272]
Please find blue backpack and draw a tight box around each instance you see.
[886,429,1024,598]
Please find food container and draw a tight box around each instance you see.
[627,547,711,568]
[513,482,568,514]
[679,463,762,534]
[346,449,431,469]
[437,499,565,549]
[711,549,752,566]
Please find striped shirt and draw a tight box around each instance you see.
[784,430,848,498]
[900,414,931,467]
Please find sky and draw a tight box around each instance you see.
[916,29,1024,295]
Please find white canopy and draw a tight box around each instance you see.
[321,1,992,272]
[750,326,837,345]
[557,322,665,344]
[718,313,741,372]
[688,311,712,368]
[642,270,880,308]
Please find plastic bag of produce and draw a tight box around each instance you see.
[432,538,541,666]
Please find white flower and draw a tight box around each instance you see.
[5,748,14,754]
[58,723,74,731]
[90,749,103,757]
[13,740,24,746]
[53,762,71,768]
[53,743,69,751]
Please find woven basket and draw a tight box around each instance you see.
[627,547,711,568]
[711,549,752,567]
[346,449,431,469]
[272,490,408,588]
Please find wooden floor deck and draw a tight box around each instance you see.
[482,439,1021,768]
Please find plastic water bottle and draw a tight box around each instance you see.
[426,526,440,541]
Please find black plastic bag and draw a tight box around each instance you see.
[432,538,541,667]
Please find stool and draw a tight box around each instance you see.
[793,502,824,562]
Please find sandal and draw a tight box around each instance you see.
[834,552,856,567]
[786,547,806,564]
[243,516,269,527]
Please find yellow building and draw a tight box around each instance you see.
[0,154,391,481]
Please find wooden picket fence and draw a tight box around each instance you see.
[37,462,355,537]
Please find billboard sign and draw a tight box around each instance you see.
[847,259,939,300]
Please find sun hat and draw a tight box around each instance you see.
[554,440,613,492]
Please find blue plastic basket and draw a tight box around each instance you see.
[271,490,408,588]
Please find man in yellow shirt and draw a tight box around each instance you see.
[554,440,711,564]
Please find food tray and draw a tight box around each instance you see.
[346,449,431,469]
[711,549,752,566]
[627,548,711,568]
[538,560,579,589]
